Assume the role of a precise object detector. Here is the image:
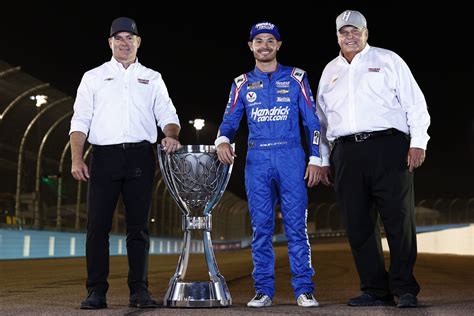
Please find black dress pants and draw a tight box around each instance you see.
[331,133,420,297]
[85,143,155,295]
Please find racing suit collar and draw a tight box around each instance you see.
[253,63,282,79]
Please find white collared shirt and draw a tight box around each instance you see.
[69,57,180,145]
[316,44,430,165]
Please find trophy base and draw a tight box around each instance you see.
[164,281,232,307]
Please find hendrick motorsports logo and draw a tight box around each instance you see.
[255,22,277,31]
[251,106,290,122]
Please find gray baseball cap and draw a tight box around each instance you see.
[336,10,367,31]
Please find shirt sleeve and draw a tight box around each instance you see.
[153,75,180,130]
[315,83,331,166]
[216,82,245,143]
[297,72,322,165]
[69,72,94,136]
[393,53,431,149]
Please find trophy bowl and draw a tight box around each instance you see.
[157,144,234,307]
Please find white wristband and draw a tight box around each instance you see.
[214,136,230,147]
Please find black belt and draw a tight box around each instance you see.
[93,140,150,149]
[334,128,404,144]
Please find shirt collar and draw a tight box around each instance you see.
[337,43,371,64]
[110,56,140,71]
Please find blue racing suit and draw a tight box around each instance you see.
[216,64,322,299]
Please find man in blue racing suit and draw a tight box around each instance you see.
[215,21,322,308]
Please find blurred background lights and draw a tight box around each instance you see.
[30,94,48,107]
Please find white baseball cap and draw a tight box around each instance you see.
[336,10,367,31]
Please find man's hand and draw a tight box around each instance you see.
[304,165,322,188]
[70,131,89,181]
[216,143,236,165]
[71,159,90,181]
[161,136,182,154]
[319,166,333,186]
[407,147,426,172]
[162,123,181,154]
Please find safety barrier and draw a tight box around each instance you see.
[0,229,202,259]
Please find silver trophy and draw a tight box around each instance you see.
[157,144,234,307]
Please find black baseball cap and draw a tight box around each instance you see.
[110,17,139,37]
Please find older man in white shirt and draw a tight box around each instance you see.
[316,10,430,308]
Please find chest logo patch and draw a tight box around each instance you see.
[368,67,381,72]
[247,81,263,90]
[246,91,257,103]
[276,81,290,88]
[276,97,290,102]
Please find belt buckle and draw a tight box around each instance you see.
[354,133,368,142]
[122,143,127,149]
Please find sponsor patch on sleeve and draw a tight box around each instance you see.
[291,68,305,83]
[313,131,320,145]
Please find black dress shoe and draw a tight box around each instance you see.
[80,291,107,309]
[129,289,159,308]
[347,293,395,307]
[397,293,418,308]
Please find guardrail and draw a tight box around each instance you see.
[0,229,199,260]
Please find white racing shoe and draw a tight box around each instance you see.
[297,292,319,307]
[247,293,272,307]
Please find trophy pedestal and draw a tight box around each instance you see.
[163,227,232,308]
[164,280,232,307]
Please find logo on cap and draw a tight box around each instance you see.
[110,17,139,37]
[336,10,367,31]
[249,21,281,41]
[341,11,353,22]
[255,22,276,31]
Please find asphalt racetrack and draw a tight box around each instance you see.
[1,237,473,315]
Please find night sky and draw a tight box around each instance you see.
[3,1,473,202]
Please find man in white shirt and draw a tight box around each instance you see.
[70,16,181,309]
[316,10,430,308]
